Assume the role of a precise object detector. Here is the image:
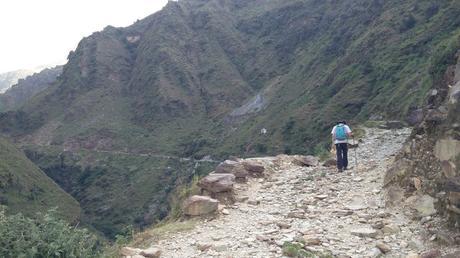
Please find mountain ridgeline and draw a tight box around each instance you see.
[1,0,460,238]
[0,66,62,112]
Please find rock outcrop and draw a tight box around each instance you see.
[385,50,460,227]
[183,195,219,216]
[215,160,249,180]
[197,173,235,194]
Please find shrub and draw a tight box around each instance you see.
[0,208,102,258]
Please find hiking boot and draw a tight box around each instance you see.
[344,167,348,171]
[338,168,343,173]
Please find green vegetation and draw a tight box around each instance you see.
[24,145,215,239]
[0,208,101,258]
[0,138,80,222]
[1,0,460,241]
[282,242,333,258]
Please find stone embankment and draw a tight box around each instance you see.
[123,127,460,258]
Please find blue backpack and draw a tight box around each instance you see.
[335,125,347,140]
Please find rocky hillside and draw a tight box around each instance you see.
[1,0,460,239]
[122,127,460,258]
[0,66,63,112]
[385,49,460,229]
[0,137,81,222]
[0,69,35,93]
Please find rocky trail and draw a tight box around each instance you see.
[123,128,459,258]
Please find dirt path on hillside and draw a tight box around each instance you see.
[134,128,459,258]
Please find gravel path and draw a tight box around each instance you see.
[144,128,458,258]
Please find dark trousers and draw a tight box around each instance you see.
[336,143,348,170]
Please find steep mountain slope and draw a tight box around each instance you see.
[0,137,81,222]
[6,0,460,155]
[0,69,35,93]
[0,66,63,112]
[1,0,460,238]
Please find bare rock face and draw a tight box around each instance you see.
[385,49,460,228]
[183,195,219,216]
[198,173,235,193]
[215,160,249,179]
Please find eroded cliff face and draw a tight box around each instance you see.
[385,49,460,228]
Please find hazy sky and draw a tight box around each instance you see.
[0,0,169,73]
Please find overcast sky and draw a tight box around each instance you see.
[0,0,169,73]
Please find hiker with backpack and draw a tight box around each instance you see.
[331,121,353,172]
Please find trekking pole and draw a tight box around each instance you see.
[353,136,358,168]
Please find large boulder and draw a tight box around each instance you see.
[242,160,265,177]
[292,155,319,167]
[198,173,235,193]
[183,195,219,216]
[215,160,249,178]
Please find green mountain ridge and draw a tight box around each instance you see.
[1,0,460,237]
[0,137,81,222]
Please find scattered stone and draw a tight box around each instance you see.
[420,216,432,224]
[212,243,228,252]
[276,221,291,229]
[292,155,320,167]
[369,247,383,258]
[256,235,270,241]
[196,242,212,251]
[406,252,421,258]
[350,227,379,238]
[303,235,321,246]
[346,196,368,210]
[443,251,460,258]
[408,239,424,250]
[121,247,143,256]
[140,247,161,258]
[436,232,455,245]
[221,209,230,215]
[287,210,305,219]
[183,195,219,216]
[413,177,422,191]
[372,221,385,230]
[421,249,442,258]
[315,194,328,200]
[247,199,260,205]
[382,224,400,234]
[235,195,249,202]
[376,242,391,253]
[353,177,364,182]
[335,209,354,217]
